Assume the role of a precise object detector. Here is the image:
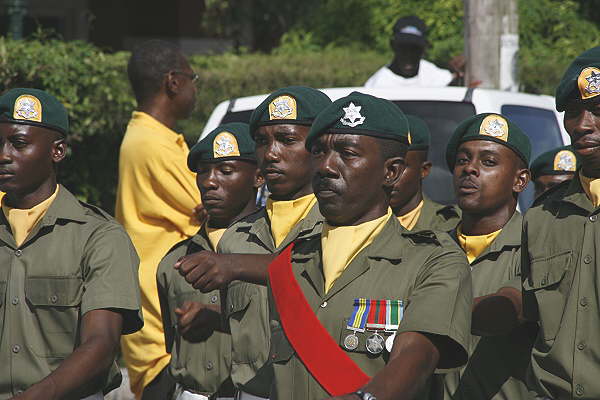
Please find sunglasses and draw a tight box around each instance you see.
[171,70,199,83]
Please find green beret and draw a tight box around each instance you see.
[249,86,332,137]
[406,114,430,151]
[555,46,600,112]
[530,145,579,181]
[306,91,409,150]
[0,88,68,135]
[187,122,255,171]
[446,113,531,169]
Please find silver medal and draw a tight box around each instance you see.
[365,332,384,354]
[343,333,359,350]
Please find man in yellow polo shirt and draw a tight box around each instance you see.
[116,39,202,399]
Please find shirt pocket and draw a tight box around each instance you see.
[227,283,269,364]
[523,250,571,342]
[25,276,83,358]
[268,320,294,365]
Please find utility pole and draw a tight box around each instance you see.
[6,0,28,40]
[464,0,519,91]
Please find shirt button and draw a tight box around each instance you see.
[590,215,598,222]
[12,344,20,353]
[206,361,213,370]
[580,297,588,307]
[230,304,234,311]
[50,295,58,304]
[210,295,218,304]
[578,342,586,350]
[11,297,19,305]
[576,384,584,396]
[320,301,328,308]
[584,255,593,264]
[14,249,22,257]
[15,390,23,395]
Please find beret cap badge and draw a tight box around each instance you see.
[269,95,297,120]
[578,67,600,100]
[340,102,366,127]
[13,95,42,123]
[479,114,508,142]
[553,150,577,172]
[213,131,240,158]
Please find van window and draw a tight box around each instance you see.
[393,101,476,205]
[501,105,564,210]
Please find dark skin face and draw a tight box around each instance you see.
[453,140,529,235]
[389,42,425,78]
[195,159,263,228]
[254,124,313,201]
[390,149,431,216]
[311,133,404,226]
[534,174,573,198]
[563,100,600,177]
[0,123,66,209]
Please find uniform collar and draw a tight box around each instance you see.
[559,171,596,213]
[190,224,212,251]
[131,111,185,146]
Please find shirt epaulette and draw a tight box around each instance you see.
[402,229,441,246]
[78,201,115,222]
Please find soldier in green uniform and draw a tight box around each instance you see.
[518,46,600,399]
[390,114,460,231]
[157,123,262,400]
[530,145,580,198]
[176,86,332,399]
[267,92,472,400]
[0,88,143,400]
[440,113,537,400]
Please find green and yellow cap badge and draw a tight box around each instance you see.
[556,46,600,111]
[187,122,255,170]
[0,88,68,136]
[249,86,332,137]
[306,91,409,150]
[530,145,579,181]
[446,113,531,169]
[406,114,430,151]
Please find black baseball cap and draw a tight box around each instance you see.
[392,16,427,47]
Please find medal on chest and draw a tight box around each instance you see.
[345,298,404,354]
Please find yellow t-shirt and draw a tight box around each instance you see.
[206,225,226,251]
[397,200,424,230]
[2,185,59,247]
[322,208,392,293]
[457,226,502,264]
[116,111,200,397]
[266,193,317,248]
[580,170,600,207]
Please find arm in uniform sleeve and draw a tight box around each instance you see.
[397,248,472,370]
[81,223,143,334]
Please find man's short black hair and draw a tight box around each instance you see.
[378,137,408,161]
[127,39,187,104]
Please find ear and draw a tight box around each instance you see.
[165,71,182,96]
[52,138,67,163]
[420,160,432,179]
[253,168,265,189]
[513,168,531,193]
[383,156,405,189]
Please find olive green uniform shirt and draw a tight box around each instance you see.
[0,186,143,399]
[441,212,537,400]
[157,227,233,396]
[412,196,461,232]
[267,216,472,400]
[522,174,600,399]
[217,203,323,397]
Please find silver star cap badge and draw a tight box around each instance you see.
[340,102,366,127]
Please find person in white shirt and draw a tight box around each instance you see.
[365,16,458,88]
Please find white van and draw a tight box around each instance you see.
[201,87,569,210]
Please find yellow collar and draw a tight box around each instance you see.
[2,185,60,247]
[206,225,226,251]
[457,225,502,264]
[397,199,424,230]
[321,208,392,293]
[131,111,185,146]
[266,193,316,248]
[579,170,600,207]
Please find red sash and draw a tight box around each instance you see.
[268,243,370,395]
